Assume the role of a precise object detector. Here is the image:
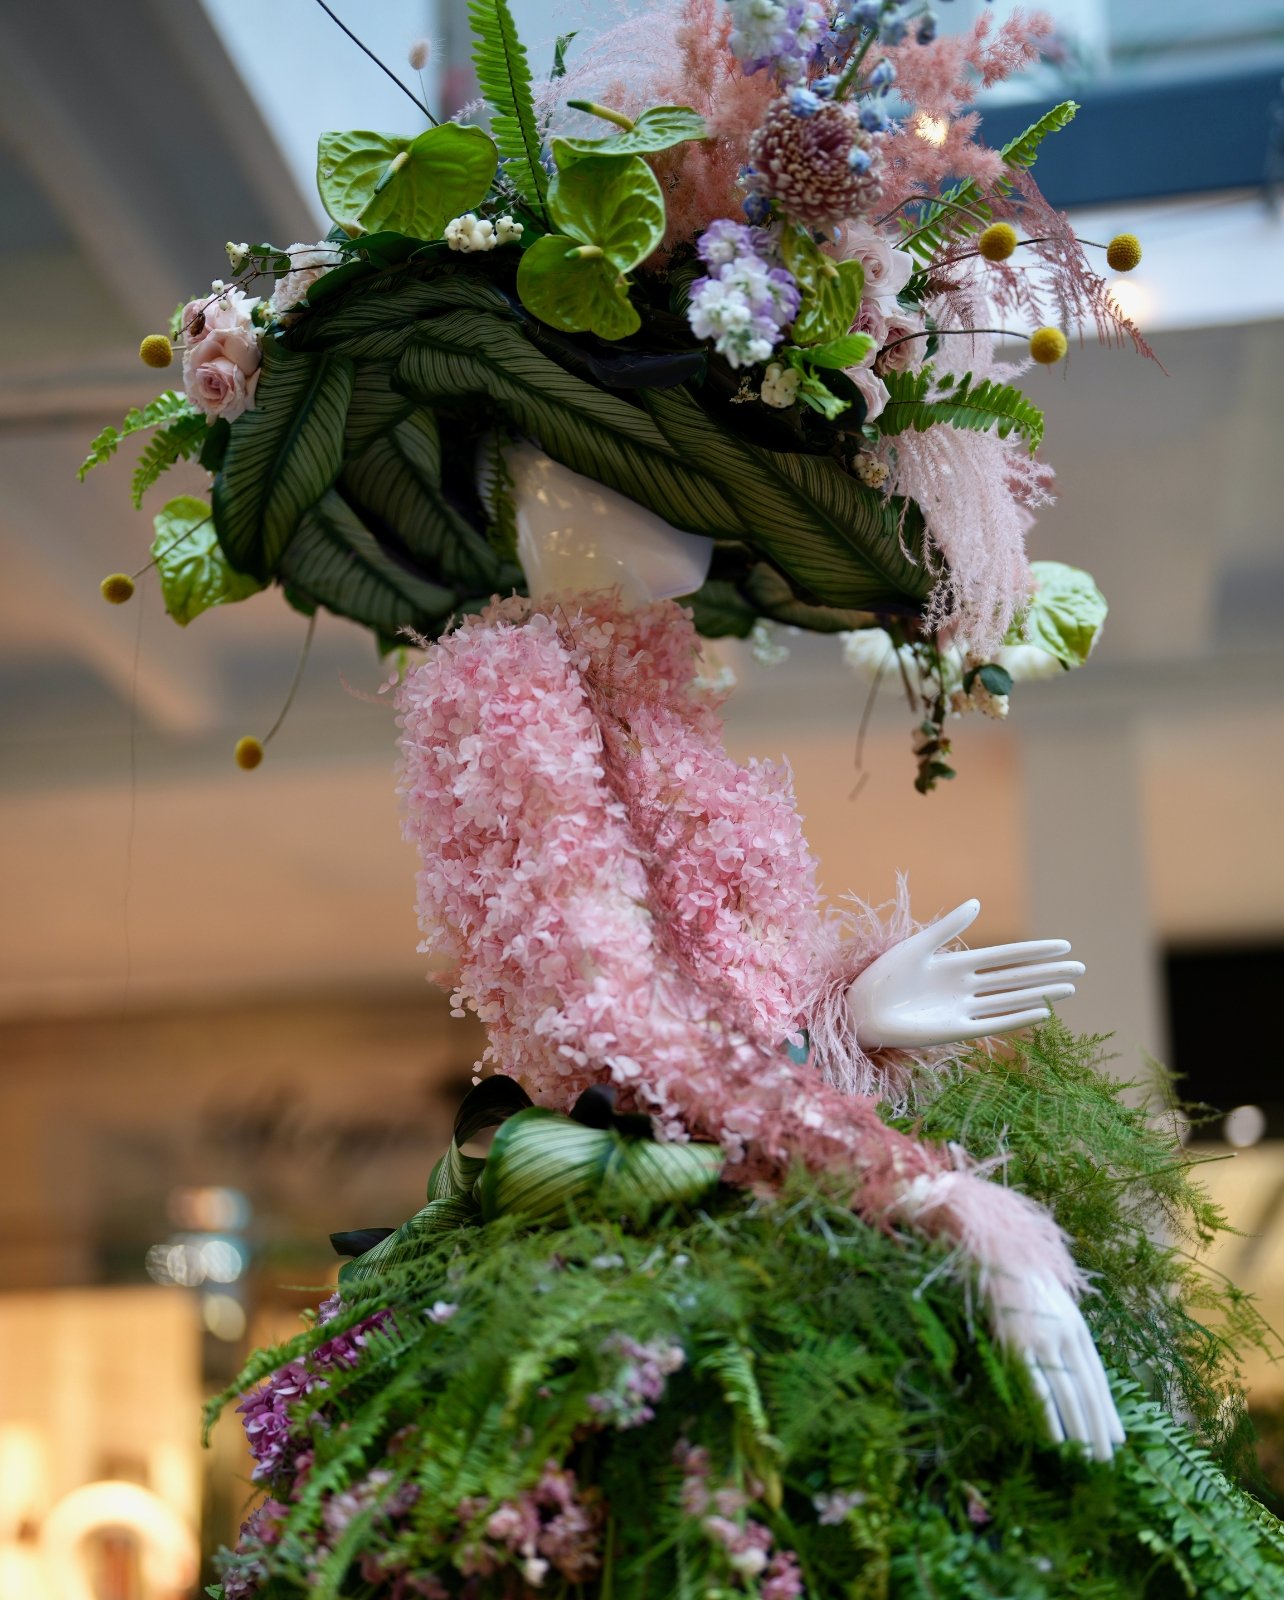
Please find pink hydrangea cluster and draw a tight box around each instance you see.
[397,593,1086,1319]
[672,1442,804,1594]
[587,1332,686,1428]
[458,1461,603,1587]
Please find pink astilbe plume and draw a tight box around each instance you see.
[877,10,1054,217]
[873,277,1053,651]
[396,593,1087,1339]
[536,1,772,248]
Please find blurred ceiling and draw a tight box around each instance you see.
[0,0,1282,1029]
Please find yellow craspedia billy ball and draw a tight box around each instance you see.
[1106,232,1142,272]
[978,223,1018,262]
[1029,326,1068,365]
[139,334,174,369]
[100,573,135,604]
[234,736,264,771]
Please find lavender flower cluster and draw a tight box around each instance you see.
[687,221,800,370]
[586,1333,686,1429]
[726,0,828,83]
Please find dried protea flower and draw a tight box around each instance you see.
[747,100,883,228]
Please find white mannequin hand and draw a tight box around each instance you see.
[987,1269,1125,1461]
[846,899,1083,1051]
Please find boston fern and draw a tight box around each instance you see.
[468,0,549,219]
[878,367,1046,453]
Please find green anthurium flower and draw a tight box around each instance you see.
[517,151,666,338]
[556,103,707,160]
[316,123,499,238]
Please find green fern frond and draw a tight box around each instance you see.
[130,411,209,506]
[877,368,1045,453]
[468,0,548,219]
[79,391,199,482]
[902,100,1079,263]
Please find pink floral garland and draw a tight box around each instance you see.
[397,592,1085,1310]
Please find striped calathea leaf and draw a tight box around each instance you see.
[332,1078,724,1283]
[208,261,937,646]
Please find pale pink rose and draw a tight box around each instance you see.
[846,364,888,423]
[180,284,262,420]
[270,241,343,319]
[875,307,926,375]
[185,354,260,422]
[852,296,888,366]
[180,284,258,340]
[838,221,914,300]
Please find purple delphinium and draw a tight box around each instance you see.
[726,0,828,84]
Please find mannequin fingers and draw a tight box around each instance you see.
[1044,1358,1091,1454]
[969,984,1076,1019]
[968,938,1073,972]
[1023,1351,1065,1445]
[916,898,982,953]
[972,960,1084,996]
[1073,1317,1125,1455]
[963,1007,1054,1036]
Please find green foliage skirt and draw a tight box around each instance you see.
[210,1026,1284,1599]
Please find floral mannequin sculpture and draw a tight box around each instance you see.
[396,447,1121,1462]
[92,3,1284,1591]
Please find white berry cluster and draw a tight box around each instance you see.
[759,362,800,409]
[444,213,524,252]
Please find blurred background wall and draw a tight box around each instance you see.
[0,1,1282,1593]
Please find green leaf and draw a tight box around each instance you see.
[288,271,514,363]
[976,662,1013,696]
[640,384,932,613]
[130,411,211,508]
[793,370,851,420]
[786,333,876,371]
[468,0,549,216]
[341,408,516,589]
[338,1194,480,1283]
[516,234,640,338]
[277,488,459,636]
[877,368,1045,453]
[547,151,666,270]
[212,340,354,580]
[150,496,264,625]
[428,1077,534,1203]
[481,1109,614,1223]
[781,227,864,346]
[79,391,198,482]
[316,123,498,239]
[395,311,932,615]
[480,1108,723,1225]
[395,311,736,536]
[745,563,876,632]
[1010,560,1107,667]
[555,105,707,159]
[551,31,577,78]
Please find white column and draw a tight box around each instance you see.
[1021,713,1167,1079]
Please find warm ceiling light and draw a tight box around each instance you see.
[1106,276,1153,326]
[915,114,949,147]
